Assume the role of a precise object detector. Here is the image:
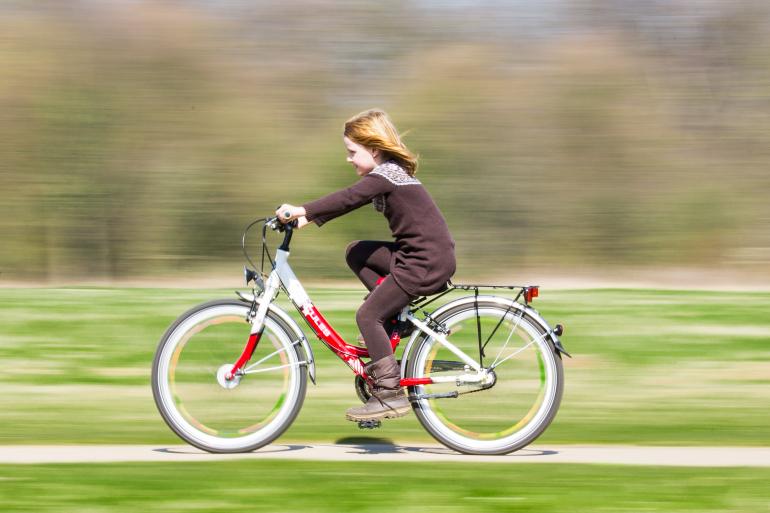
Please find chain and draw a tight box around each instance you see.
[455,380,495,396]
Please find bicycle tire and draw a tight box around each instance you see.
[406,298,563,455]
[152,299,307,453]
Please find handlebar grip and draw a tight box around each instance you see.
[266,216,298,233]
[273,205,293,220]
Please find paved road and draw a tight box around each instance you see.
[1,444,769,467]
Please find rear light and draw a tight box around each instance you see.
[524,286,539,303]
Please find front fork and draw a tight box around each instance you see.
[226,272,281,381]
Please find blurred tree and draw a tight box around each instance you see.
[0,0,768,282]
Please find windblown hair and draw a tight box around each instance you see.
[344,109,418,176]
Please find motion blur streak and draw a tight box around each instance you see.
[1,1,769,283]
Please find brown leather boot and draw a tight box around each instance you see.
[345,355,411,421]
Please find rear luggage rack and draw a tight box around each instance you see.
[410,282,540,310]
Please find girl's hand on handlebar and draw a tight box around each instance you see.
[275,204,307,223]
[296,216,309,229]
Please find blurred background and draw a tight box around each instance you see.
[2,0,770,285]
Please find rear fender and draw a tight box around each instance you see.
[400,294,569,378]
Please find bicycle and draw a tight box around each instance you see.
[152,216,570,455]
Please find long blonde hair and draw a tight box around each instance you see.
[344,109,418,176]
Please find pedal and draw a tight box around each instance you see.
[357,419,382,430]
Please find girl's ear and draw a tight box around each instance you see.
[370,147,379,158]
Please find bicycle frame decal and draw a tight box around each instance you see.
[272,248,408,380]
[300,301,364,358]
[299,302,405,378]
[300,303,333,338]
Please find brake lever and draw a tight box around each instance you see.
[265,216,297,233]
[265,216,282,232]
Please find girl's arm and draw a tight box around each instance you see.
[276,174,394,227]
[301,174,394,227]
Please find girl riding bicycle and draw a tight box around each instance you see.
[276,108,456,423]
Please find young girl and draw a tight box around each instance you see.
[276,109,456,422]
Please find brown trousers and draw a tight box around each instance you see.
[345,240,415,362]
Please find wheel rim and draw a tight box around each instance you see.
[156,304,301,450]
[414,305,558,451]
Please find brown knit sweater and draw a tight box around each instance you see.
[303,161,456,296]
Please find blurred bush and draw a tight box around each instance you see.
[1,1,769,282]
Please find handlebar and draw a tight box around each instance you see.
[241,215,299,281]
[264,216,298,252]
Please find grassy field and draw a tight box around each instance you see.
[1,286,769,446]
[1,460,770,512]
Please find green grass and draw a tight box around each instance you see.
[1,460,769,512]
[1,287,769,445]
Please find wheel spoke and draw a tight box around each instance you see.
[489,309,524,368]
[481,301,516,355]
[243,345,293,373]
[488,330,548,370]
[242,361,306,375]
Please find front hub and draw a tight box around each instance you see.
[216,364,242,389]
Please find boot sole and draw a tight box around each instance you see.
[345,406,411,422]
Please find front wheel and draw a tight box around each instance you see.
[406,299,564,455]
[152,299,307,453]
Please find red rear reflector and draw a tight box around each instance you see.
[525,287,539,302]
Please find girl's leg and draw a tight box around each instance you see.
[347,276,414,421]
[355,276,414,362]
[345,240,398,291]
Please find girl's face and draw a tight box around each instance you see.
[344,136,379,176]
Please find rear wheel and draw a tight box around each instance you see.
[152,299,307,453]
[407,299,563,455]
